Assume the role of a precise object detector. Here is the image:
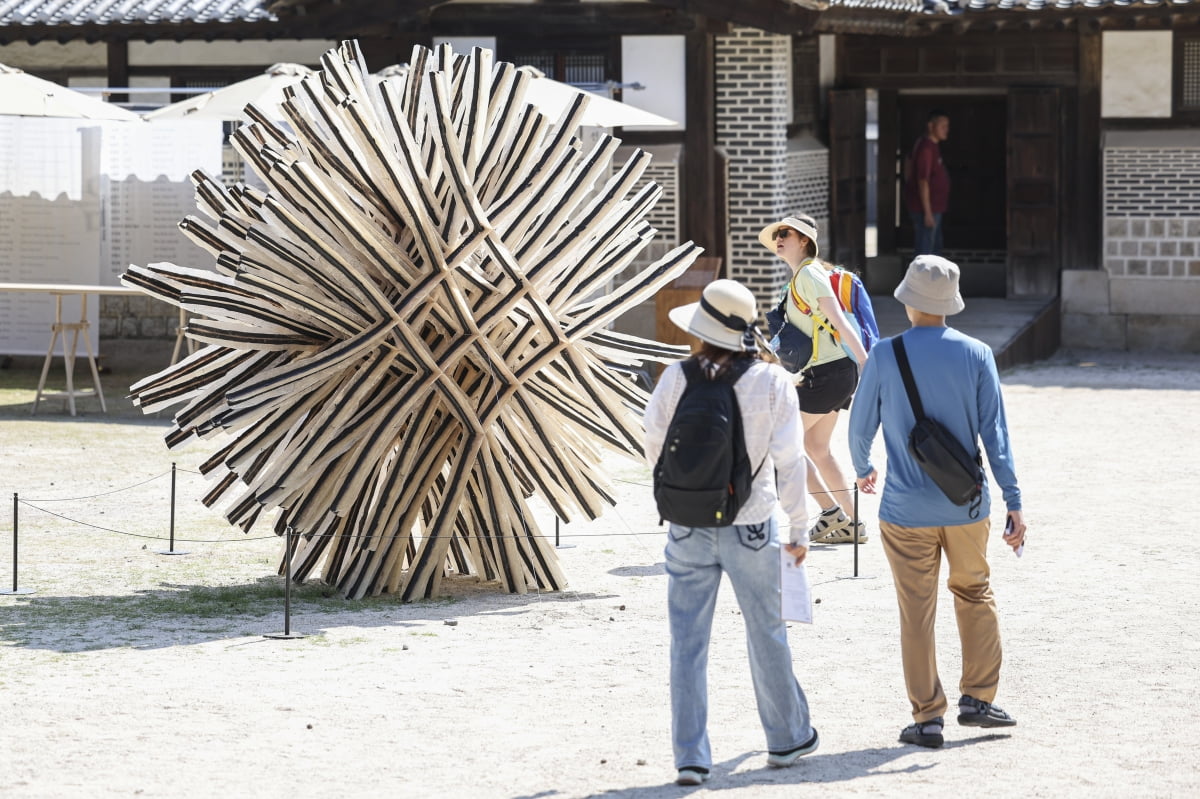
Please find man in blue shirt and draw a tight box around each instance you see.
[848,255,1027,749]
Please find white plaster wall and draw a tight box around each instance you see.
[129,40,337,67]
[0,41,106,69]
[1102,31,1173,118]
[433,37,497,56]
[621,36,685,131]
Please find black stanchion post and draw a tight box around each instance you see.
[2,493,35,596]
[158,463,189,555]
[265,525,305,639]
[554,516,575,549]
[843,483,876,581]
[853,483,860,578]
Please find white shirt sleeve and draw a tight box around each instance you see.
[643,363,685,470]
[766,369,809,544]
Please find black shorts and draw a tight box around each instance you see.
[796,357,859,415]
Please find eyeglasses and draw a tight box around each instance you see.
[772,228,792,241]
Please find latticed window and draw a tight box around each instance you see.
[1180,35,1200,115]
[504,45,613,86]
[1181,37,1200,111]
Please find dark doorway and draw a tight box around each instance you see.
[896,95,1007,254]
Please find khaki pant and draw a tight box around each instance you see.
[879,519,1002,722]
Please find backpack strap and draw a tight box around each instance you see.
[786,267,842,365]
[894,336,983,519]
[892,336,925,421]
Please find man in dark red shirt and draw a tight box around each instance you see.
[904,110,950,256]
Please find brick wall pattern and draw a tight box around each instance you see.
[715,27,796,307]
[1104,146,1200,278]
[616,156,680,286]
[639,159,680,255]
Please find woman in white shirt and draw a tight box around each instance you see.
[644,278,818,786]
[759,214,869,545]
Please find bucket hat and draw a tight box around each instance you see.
[668,279,759,352]
[758,215,819,257]
[894,254,965,316]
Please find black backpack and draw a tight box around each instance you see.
[653,357,763,527]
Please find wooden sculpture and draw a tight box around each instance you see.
[123,41,698,600]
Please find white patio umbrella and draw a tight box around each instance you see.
[0,64,141,121]
[142,63,317,123]
[145,60,676,128]
[521,72,677,128]
[375,63,677,129]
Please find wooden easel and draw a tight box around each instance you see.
[33,292,106,416]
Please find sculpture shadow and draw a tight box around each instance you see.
[0,576,618,653]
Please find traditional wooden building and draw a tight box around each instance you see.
[3,0,1198,352]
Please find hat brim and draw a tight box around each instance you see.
[668,302,747,351]
[758,218,819,258]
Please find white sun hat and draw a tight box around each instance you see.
[757,215,819,257]
[668,279,759,352]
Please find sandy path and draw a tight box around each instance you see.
[1,348,1197,798]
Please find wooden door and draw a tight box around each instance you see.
[896,96,1007,252]
[828,89,866,268]
[875,89,898,257]
[1007,88,1061,297]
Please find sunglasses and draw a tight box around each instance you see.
[772,228,793,241]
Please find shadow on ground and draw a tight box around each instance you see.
[0,576,619,653]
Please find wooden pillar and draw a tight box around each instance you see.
[106,40,129,105]
[1074,22,1103,271]
[876,88,898,257]
[684,25,718,258]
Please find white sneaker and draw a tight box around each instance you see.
[676,767,710,785]
[767,729,820,767]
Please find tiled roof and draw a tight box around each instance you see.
[0,0,276,26]
[0,0,1192,30]
[828,0,1193,11]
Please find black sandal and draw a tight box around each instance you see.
[957,695,1017,728]
[899,717,944,748]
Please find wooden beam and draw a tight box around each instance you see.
[106,40,130,104]
[875,88,898,258]
[421,4,700,36]
[684,26,717,254]
[1072,22,1102,271]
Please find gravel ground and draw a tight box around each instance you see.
[0,347,1197,798]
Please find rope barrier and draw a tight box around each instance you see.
[2,462,871,623]
[8,469,869,546]
[21,470,171,503]
[14,500,274,543]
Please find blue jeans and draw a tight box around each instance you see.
[910,211,944,256]
[665,518,813,770]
